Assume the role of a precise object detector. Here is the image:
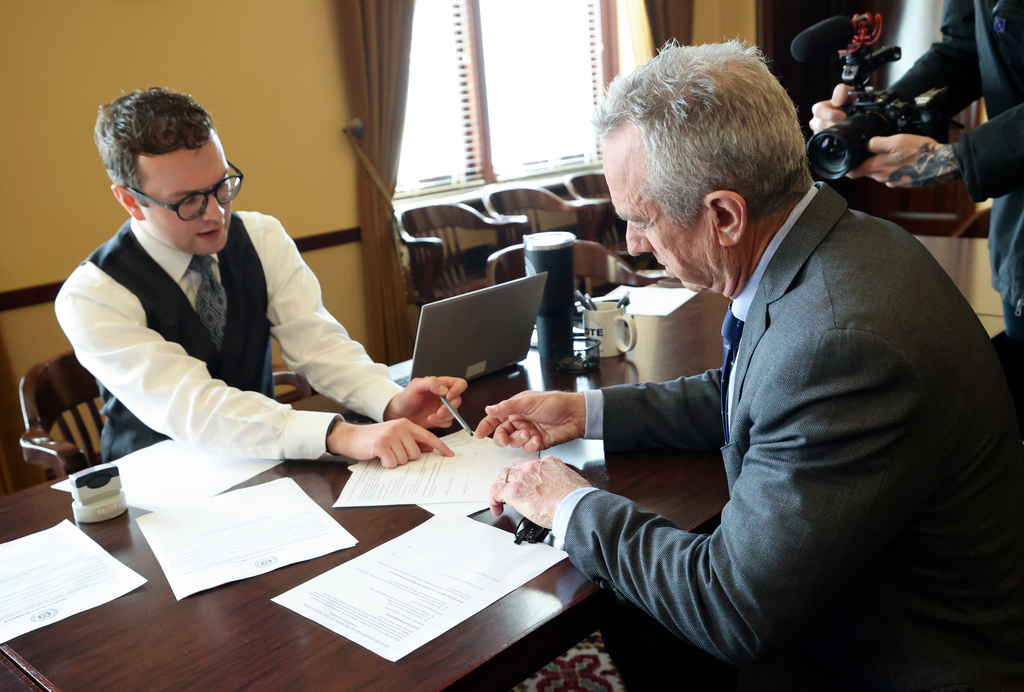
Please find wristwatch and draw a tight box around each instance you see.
[325,415,345,448]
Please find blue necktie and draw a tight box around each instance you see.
[721,305,744,444]
[189,254,227,350]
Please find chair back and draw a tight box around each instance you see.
[20,350,103,479]
[486,240,658,291]
[20,350,315,480]
[564,173,610,200]
[483,185,619,249]
[397,203,528,305]
[272,368,314,404]
[483,186,577,221]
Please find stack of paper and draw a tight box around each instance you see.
[273,514,567,661]
[603,284,697,316]
[0,521,146,644]
[136,478,357,600]
[335,431,537,512]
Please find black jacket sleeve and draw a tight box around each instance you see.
[888,0,982,111]
[889,0,1024,200]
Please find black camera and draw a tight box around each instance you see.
[792,14,951,180]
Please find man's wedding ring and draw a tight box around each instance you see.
[505,467,511,483]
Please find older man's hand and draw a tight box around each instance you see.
[489,456,592,528]
[475,391,586,452]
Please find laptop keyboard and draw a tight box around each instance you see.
[393,374,411,387]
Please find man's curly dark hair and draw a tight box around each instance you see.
[94,87,215,191]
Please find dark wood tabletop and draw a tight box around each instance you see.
[0,291,730,692]
[0,651,44,692]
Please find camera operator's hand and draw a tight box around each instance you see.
[809,83,855,133]
[848,134,962,188]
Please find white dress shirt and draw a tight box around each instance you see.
[55,211,402,460]
[553,186,818,538]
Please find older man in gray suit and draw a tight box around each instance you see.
[477,41,1024,690]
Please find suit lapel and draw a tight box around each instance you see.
[730,184,849,419]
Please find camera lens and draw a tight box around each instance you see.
[807,133,853,180]
[806,112,888,179]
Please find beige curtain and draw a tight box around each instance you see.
[333,0,416,364]
[619,0,655,67]
[645,0,694,48]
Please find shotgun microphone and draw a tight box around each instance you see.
[790,16,856,62]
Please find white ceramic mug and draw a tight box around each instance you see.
[583,302,638,357]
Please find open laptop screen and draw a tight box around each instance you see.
[390,273,547,384]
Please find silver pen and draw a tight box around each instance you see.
[439,396,474,437]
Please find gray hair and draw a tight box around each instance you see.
[594,40,812,225]
[95,88,215,191]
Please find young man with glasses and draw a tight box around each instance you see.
[56,87,465,467]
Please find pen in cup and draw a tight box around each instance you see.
[439,395,473,437]
[573,289,587,310]
[574,289,597,311]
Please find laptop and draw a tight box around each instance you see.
[389,273,548,385]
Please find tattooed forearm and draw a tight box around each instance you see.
[888,143,962,186]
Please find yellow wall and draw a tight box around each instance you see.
[0,0,366,493]
[693,0,758,46]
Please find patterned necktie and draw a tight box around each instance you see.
[721,305,744,444]
[189,254,227,350]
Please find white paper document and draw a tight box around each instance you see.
[417,501,490,516]
[273,514,567,661]
[604,284,698,316]
[0,520,146,644]
[135,478,357,600]
[335,431,535,508]
[52,440,282,511]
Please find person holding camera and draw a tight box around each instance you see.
[810,0,1024,419]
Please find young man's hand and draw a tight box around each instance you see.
[384,376,468,428]
[327,418,452,468]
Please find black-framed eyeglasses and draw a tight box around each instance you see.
[514,517,550,545]
[128,162,243,221]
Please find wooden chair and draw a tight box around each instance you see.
[20,350,314,480]
[20,350,103,479]
[397,203,528,306]
[271,365,314,404]
[564,172,610,200]
[485,240,659,292]
[482,186,619,249]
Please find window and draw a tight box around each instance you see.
[396,0,613,196]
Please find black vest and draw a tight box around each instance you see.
[87,213,274,460]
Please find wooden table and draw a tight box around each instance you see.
[0,292,730,692]
[914,234,1004,337]
[0,651,42,692]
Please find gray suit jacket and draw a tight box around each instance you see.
[565,185,1024,691]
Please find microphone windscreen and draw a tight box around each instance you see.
[790,16,855,62]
